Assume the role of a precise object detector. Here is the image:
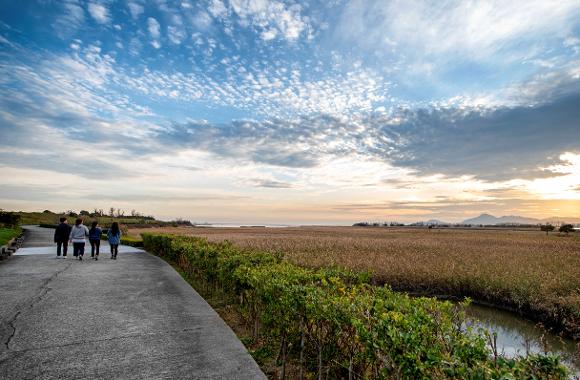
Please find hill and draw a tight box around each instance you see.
[461,213,580,225]
[6,210,191,228]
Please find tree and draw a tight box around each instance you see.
[109,207,115,217]
[79,210,90,216]
[540,224,555,235]
[0,210,21,227]
[559,224,574,235]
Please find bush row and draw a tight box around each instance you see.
[142,233,567,379]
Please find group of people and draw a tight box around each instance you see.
[53,217,122,260]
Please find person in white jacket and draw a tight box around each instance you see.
[69,218,89,260]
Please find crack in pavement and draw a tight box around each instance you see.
[3,262,73,351]
[0,327,202,366]
[14,326,202,353]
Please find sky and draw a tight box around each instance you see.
[0,0,579,224]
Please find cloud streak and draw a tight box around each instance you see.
[158,85,580,181]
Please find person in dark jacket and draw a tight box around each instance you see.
[107,222,122,260]
[89,221,102,260]
[54,217,72,258]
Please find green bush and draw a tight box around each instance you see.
[0,211,21,228]
[142,233,568,379]
[120,236,143,247]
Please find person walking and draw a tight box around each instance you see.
[69,218,89,261]
[107,222,121,260]
[89,221,102,260]
[54,217,71,258]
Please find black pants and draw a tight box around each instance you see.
[110,244,118,258]
[90,239,100,257]
[73,242,85,257]
[56,241,68,256]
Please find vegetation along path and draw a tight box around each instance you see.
[0,226,265,379]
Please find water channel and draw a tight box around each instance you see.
[464,304,579,377]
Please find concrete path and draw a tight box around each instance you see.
[0,226,265,379]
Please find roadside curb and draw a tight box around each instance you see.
[0,233,24,260]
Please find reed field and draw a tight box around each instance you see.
[129,226,580,338]
[143,233,571,379]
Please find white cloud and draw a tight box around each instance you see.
[525,153,580,200]
[191,11,212,30]
[208,0,227,19]
[53,2,85,38]
[261,29,278,41]
[564,36,580,54]
[87,2,110,24]
[168,26,186,44]
[127,2,144,20]
[147,17,161,39]
[564,36,580,47]
[129,37,142,56]
[147,17,162,47]
[338,0,580,59]
[229,0,308,41]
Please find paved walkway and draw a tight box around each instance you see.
[0,226,265,379]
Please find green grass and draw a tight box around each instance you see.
[0,227,22,246]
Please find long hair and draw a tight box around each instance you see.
[90,221,98,232]
[75,218,82,226]
[110,222,120,236]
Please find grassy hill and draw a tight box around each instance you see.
[11,210,189,228]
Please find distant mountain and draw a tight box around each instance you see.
[461,213,541,225]
[461,214,580,225]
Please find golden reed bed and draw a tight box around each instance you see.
[129,226,580,337]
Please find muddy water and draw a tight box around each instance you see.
[464,304,579,376]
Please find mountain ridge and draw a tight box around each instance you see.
[460,213,580,225]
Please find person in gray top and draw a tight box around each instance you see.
[69,218,89,261]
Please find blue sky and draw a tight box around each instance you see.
[1,0,579,223]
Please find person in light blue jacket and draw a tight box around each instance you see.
[107,222,122,260]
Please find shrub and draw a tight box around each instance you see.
[559,224,574,235]
[120,236,143,247]
[142,233,568,379]
[0,211,21,228]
